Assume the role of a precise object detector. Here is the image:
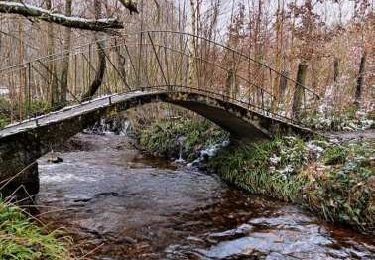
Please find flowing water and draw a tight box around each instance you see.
[37,133,375,259]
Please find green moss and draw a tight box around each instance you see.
[0,201,71,259]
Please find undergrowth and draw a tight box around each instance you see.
[137,114,374,231]
[207,137,310,202]
[0,200,72,259]
[208,137,375,232]
[0,98,52,129]
[138,117,228,160]
[301,107,374,131]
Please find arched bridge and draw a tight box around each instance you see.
[0,31,319,197]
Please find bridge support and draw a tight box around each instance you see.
[0,134,42,199]
[0,163,40,200]
[0,107,106,199]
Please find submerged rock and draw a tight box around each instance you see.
[47,154,63,164]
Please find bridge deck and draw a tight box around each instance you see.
[0,91,152,139]
[0,87,314,141]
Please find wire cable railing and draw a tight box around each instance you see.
[0,31,320,132]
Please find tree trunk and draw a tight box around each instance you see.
[292,62,308,120]
[60,0,72,106]
[271,0,284,112]
[254,0,264,105]
[114,45,131,91]
[226,68,238,99]
[81,0,106,102]
[46,0,58,107]
[354,51,367,108]
[188,0,197,89]
[18,21,25,120]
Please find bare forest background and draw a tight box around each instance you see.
[0,0,373,127]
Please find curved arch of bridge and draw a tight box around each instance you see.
[0,86,313,198]
[0,30,320,198]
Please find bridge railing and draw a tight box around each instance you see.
[0,31,319,129]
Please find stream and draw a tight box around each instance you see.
[37,133,375,259]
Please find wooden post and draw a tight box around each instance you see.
[279,69,289,102]
[354,51,367,108]
[292,62,308,120]
[333,58,339,83]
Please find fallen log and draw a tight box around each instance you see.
[0,1,124,31]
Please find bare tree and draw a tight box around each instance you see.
[81,0,107,101]
[46,0,58,106]
[60,0,73,105]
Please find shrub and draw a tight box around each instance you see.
[323,146,348,165]
[139,117,228,160]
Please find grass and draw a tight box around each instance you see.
[138,117,228,160]
[301,107,374,131]
[0,200,72,259]
[137,116,375,231]
[207,137,309,202]
[307,141,375,230]
[323,145,348,165]
[208,137,375,232]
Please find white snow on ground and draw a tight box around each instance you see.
[270,154,281,165]
[186,140,230,168]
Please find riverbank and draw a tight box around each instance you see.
[136,118,375,232]
[0,200,71,259]
[37,132,375,259]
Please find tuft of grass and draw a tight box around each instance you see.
[208,137,375,232]
[207,137,309,202]
[0,114,10,128]
[0,200,72,259]
[138,117,228,160]
[323,146,348,165]
[308,141,375,230]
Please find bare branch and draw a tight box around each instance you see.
[0,1,124,31]
[118,0,139,14]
